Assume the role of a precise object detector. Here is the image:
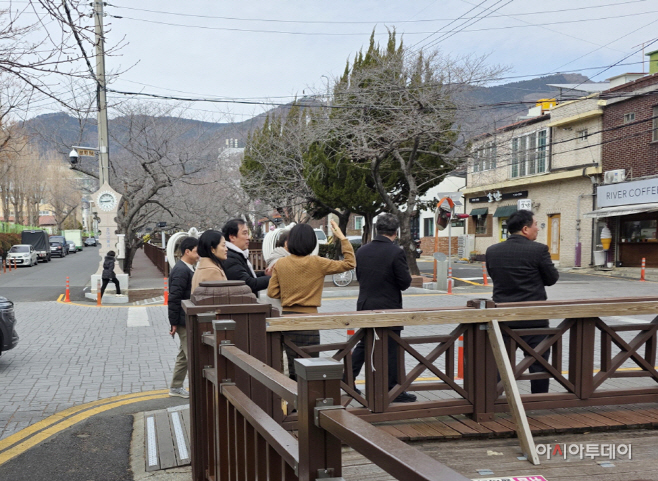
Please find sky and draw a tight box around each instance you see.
[31,0,658,122]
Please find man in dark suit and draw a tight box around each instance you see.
[222,218,270,296]
[168,236,199,398]
[350,213,416,402]
[485,209,559,393]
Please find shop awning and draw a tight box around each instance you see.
[493,205,517,218]
[583,203,658,219]
[470,207,489,216]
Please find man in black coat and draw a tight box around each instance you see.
[168,236,199,398]
[350,213,416,403]
[222,219,270,296]
[485,209,559,393]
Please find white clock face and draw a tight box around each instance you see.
[98,192,117,212]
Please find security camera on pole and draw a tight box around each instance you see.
[74,0,127,302]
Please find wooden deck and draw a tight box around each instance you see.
[143,402,658,478]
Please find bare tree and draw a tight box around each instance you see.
[46,160,80,232]
[0,1,123,109]
[72,102,222,273]
[241,103,318,225]
[314,31,503,274]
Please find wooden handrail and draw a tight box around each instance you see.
[266,298,658,331]
[318,408,468,481]
[220,345,298,406]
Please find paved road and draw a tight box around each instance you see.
[0,246,101,302]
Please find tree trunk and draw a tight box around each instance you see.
[397,210,420,275]
[362,212,374,244]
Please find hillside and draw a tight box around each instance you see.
[22,74,591,153]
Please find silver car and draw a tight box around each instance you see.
[7,244,38,267]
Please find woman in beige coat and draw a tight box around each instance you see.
[191,230,228,291]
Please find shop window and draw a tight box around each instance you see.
[511,129,548,178]
[475,215,488,235]
[423,217,434,237]
[620,219,657,243]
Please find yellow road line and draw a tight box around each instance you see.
[0,390,168,465]
[452,276,484,286]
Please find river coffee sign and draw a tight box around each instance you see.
[597,178,658,208]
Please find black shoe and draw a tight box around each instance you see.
[352,387,362,396]
[393,391,417,403]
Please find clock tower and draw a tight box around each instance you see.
[89,182,129,301]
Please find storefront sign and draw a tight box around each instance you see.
[470,191,528,203]
[598,178,658,208]
[518,199,532,211]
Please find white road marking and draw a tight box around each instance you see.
[127,307,150,327]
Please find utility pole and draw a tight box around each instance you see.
[94,0,110,186]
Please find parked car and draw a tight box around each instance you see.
[49,236,69,256]
[0,296,18,357]
[7,244,38,267]
[346,235,363,248]
[21,230,51,263]
[84,237,97,247]
[314,229,328,245]
[49,241,67,258]
[66,240,77,253]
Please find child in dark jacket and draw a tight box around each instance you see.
[101,250,122,298]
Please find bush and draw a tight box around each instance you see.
[0,233,21,252]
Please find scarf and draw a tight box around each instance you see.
[226,241,257,278]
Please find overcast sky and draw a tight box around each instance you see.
[68,0,658,121]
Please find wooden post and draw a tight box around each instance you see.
[213,320,236,481]
[488,320,540,465]
[296,357,343,481]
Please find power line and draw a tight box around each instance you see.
[107,9,658,38]
[104,0,648,25]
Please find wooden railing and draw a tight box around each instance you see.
[185,285,658,479]
[184,281,468,481]
[143,242,169,276]
[268,297,658,424]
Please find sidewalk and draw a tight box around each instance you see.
[568,265,658,282]
[129,247,167,290]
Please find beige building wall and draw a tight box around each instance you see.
[470,177,595,267]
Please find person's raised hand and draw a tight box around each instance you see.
[330,220,346,240]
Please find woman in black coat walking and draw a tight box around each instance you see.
[101,250,122,298]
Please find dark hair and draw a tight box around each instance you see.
[222,218,246,241]
[376,213,399,236]
[197,230,224,267]
[179,236,198,256]
[107,250,116,257]
[276,230,289,248]
[507,210,534,234]
[287,223,317,256]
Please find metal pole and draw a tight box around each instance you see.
[94,0,110,187]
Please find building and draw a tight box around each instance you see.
[585,59,658,267]
[463,95,602,267]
